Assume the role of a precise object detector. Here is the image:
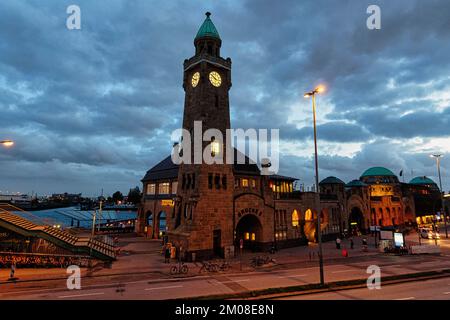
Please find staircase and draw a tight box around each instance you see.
[0,205,115,261]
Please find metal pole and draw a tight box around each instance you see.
[91,209,97,239]
[312,93,325,285]
[436,157,448,238]
[97,199,103,232]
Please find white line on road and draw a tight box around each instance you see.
[144,285,183,291]
[443,292,450,295]
[58,292,105,299]
[395,297,415,300]
[332,270,355,274]
[221,279,250,284]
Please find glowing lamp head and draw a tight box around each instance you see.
[304,93,311,98]
[315,85,326,93]
[1,140,14,147]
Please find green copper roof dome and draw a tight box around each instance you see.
[195,12,221,40]
[409,176,436,185]
[346,179,368,187]
[361,167,396,178]
[319,176,345,185]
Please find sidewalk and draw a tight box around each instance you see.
[0,235,382,283]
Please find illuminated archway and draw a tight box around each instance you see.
[236,215,263,250]
[305,209,313,221]
[292,209,300,227]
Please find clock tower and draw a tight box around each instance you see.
[169,12,235,260]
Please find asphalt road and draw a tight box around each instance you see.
[2,253,450,300]
[278,277,450,300]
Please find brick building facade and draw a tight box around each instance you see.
[137,13,443,261]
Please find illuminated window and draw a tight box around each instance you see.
[245,232,250,240]
[251,179,256,188]
[292,209,299,227]
[146,184,156,195]
[251,233,256,241]
[242,179,249,187]
[211,140,221,156]
[305,209,313,221]
[271,183,276,192]
[158,182,170,194]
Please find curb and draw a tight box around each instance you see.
[181,268,450,300]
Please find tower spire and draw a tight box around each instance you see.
[195,12,221,40]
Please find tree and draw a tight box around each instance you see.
[127,186,142,205]
[112,191,124,204]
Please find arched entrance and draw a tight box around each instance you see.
[155,211,166,239]
[145,211,153,237]
[349,207,364,235]
[236,214,263,251]
[304,209,316,242]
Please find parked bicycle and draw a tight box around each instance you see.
[170,262,188,275]
[250,255,276,268]
[217,261,231,272]
[198,260,231,273]
[198,261,218,273]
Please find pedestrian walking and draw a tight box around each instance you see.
[336,237,341,249]
[350,238,354,249]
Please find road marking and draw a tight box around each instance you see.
[144,285,183,291]
[395,297,415,300]
[443,292,450,295]
[58,292,105,299]
[221,279,250,284]
[332,270,355,274]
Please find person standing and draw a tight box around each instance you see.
[9,261,16,279]
[350,238,354,249]
[164,245,171,263]
[336,237,341,249]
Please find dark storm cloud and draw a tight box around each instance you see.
[1,0,450,195]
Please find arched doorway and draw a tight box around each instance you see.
[236,214,263,251]
[304,209,316,242]
[145,211,153,238]
[349,207,364,235]
[155,211,166,239]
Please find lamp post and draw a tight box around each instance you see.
[1,140,14,147]
[431,154,448,238]
[304,85,325,285]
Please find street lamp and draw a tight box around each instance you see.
[1,140,14,147]
[430,154,448,238]
[304,84,326,285]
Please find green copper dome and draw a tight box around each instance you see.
[361,167,396,178]
[409,176,436,185]
[346,180,368,188]
[195,12,220,40]
[319,176,345,185]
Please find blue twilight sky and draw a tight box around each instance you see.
[1,0,450,196]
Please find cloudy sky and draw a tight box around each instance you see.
[1,0,450,196]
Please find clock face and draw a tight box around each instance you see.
[191,72,200,87]
[209,71,222,87]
